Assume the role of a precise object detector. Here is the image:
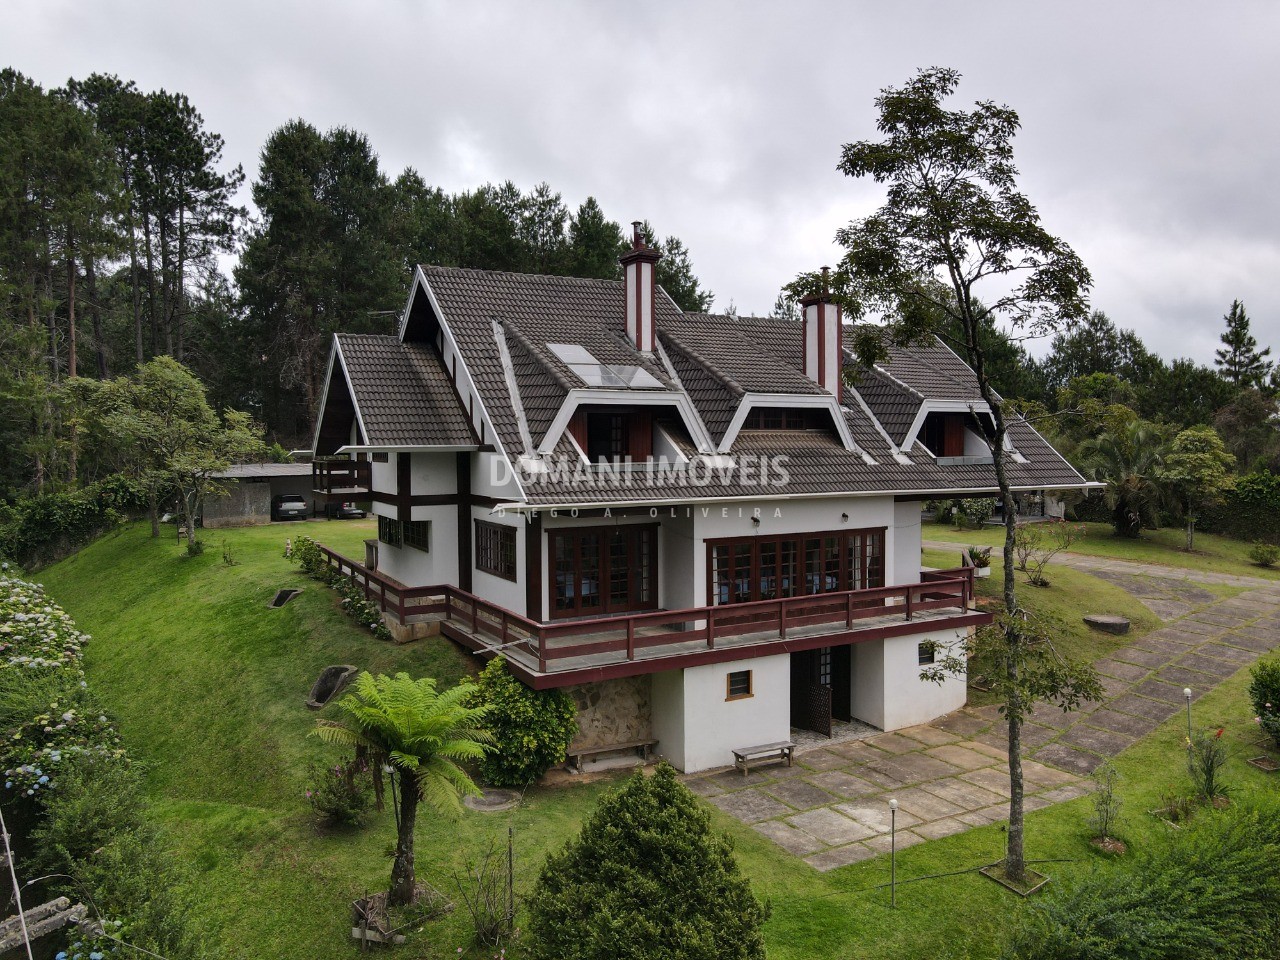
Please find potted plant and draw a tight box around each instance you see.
[966,545,992,578]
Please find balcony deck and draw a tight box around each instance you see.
[312,459,371,499]
[313,544,990,689]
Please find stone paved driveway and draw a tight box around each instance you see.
[686,553,1280,871]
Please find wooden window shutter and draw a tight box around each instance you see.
[629,410,653,461]
[568,409,587,451]
[944,415,965,457]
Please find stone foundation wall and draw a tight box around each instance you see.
[568,675,652,750]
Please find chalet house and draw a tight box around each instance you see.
[308,226,1090,773]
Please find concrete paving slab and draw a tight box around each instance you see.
[1155,665,1216,693]
[1094,658,1152,681]
[853,765,908,789]
[753,819,826,856]
[1060,724,1137,757]
[1040,783,1090,803]
[796,748,851,771]
[806,771,881,799]
[864,731,927,754]
[932,711,990,736]
[805,842,877,872]
[1112,647,1172,669]
[1218,631,1277,653]
[683,777,726,797]
[1198,642,1263,665]
[967,740,1009,761]
[1132,635,1200,657]
[1131,678,1188,703]
[709,788,795,823]
[956,804,1007,826]
[1086,708,1161,738]
[889,786,967,821]
[959,767,1014,797]
[826,740,891,764]
[789,807,880,845]
[1174,619,1226,636]
[1177,652,1242,678]
[923,744,993,771]
[882,753,963,783]
[705,769,777,791]
[835,802,920,833]
[766,778,840,810]
[863,830,926,854]
[1108,692,1181,722]
[1020,761,1080,789]
[1026,706,1077,729]
[900,724,962,747]
[1035,742,1104,775]
[1161,626,1220,644]
[912,816,971,840]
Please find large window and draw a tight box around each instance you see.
[403,520,431,553]
[567,407,653,463]
[707,528,885,606]
[550,524,657,618]
[378,515,402,548]
[922,413,966,457]
[476,520,517,581]
[742,407,825,430]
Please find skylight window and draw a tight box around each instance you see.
[547,343,663,390]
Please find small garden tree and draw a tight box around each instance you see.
[1081,420,1170,538]
[467,657,577,787]
[314,672,491,906]
[1249,657,1280,748]
[526,763,767,960]
[1164,425,1235,551]
[1012,519,1082,586]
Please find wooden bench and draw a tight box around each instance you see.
[570,738,658,773]
[732,741,796,776]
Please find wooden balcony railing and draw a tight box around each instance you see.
[314,544,976,674]
[312,458,371,495]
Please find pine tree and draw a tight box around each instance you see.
[567,197,625,279]
[1215,299,1272,388]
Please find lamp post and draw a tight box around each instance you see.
[888,798,898,909]
[1184,688,1193,744]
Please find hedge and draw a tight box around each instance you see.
[0,475,149,569]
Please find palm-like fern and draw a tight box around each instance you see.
[1081,421,1170,537]
[314,671,491,904]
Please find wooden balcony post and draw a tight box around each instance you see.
[780,600,788,639]
[707,607,716,649]
[626,619,635,661]
[906,585,914,621]
[379,581,386,612]
[845,593,854,629]
[537,627,547,672]
[471,596,479,634]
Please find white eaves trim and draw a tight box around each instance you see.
[308,337,368,455]
[718,393,872,464]
[537,388,716,457]
[900,399,996,453]
[338,444,481,454]
[405,267,527,502]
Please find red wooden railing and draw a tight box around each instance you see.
[312,458,371,494]
[316,544,975,674]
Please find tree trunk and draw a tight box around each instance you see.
[1186,517,1194,551]
[66,231,78,379]
[144,212,160,359]
[86,256,108,379]
[149,491,160,538]
[124,167,144,364]
[389,772,418,906]
[176,175,186,363]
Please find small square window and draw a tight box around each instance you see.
[726,670,753,700]
[378,515,402,548]
[404,520,431,553]
[372,452,389,463]
[918,642,936,666]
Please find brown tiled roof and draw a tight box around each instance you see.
[317,268,1089,504]
[336,333,476,447]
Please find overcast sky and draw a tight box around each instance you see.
[5,1,1279,363]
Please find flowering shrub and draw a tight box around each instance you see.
[0,573,125,801]
[1249,657,1280,748]
[305,756,374,826]
[290,536,392,641]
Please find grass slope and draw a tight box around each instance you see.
[35,522,1280,960]
[926,520,1280,580]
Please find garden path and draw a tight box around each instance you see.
[685,554,1280,871]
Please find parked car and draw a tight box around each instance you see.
[271,494,310,522]
[328,501,366,520]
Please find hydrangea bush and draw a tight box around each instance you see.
[1,572,125,801]
[291,537,392,641]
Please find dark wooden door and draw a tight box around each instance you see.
[830,645,852,722]
[790,648,837,737]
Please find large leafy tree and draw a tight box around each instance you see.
[315,672,490,906]
[1140,358,1234,428]
[1164,425,1235,550]
[799,66,1098,883]
[237,121,404,437]
[1040,309,1160,395]
[526,764,767,960]
[1213,388,1279,470]
[1081,420,1170,538]
[1215,299,1272,388]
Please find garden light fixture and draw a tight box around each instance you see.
[888,797,899,908]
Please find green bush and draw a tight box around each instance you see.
[304,757,374,826]
[1247,541,1280,567]
[1186,728,1229,802]
[526,763,768,960]
[1003,799,1280,960]
[1203,470,1280,545]
[467,657,576,787]
[1249,657,1280,748]
[0,475,148,568]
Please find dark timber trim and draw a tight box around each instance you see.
[525,511,542,621]
[396,453,411,523]
[457,453,473,593]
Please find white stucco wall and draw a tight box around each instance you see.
[892,499,923,586]
[652,653,791,773]
[850,639,887,729]
[846,628,969,731]
[471,506,524,612]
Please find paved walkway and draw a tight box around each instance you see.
[686,550,1280,871]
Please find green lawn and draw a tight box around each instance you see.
[925,520,1280,580]
[34,522,1280,960]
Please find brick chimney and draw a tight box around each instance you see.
[800,266,842,402]
[620,221,661,353]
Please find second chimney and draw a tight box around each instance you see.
[620,221,661,353]
[800,267,842,402]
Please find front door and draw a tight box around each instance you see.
[790,646,851,735]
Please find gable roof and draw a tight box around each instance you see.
[311,265,1091,505]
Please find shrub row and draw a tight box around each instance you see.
[1003,799,1280,960]
[290,536,392,641]
[0,475,150,569]
[1201,470,1280,545]
[0,572,202,959]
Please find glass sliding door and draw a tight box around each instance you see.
[549,524,658,619]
